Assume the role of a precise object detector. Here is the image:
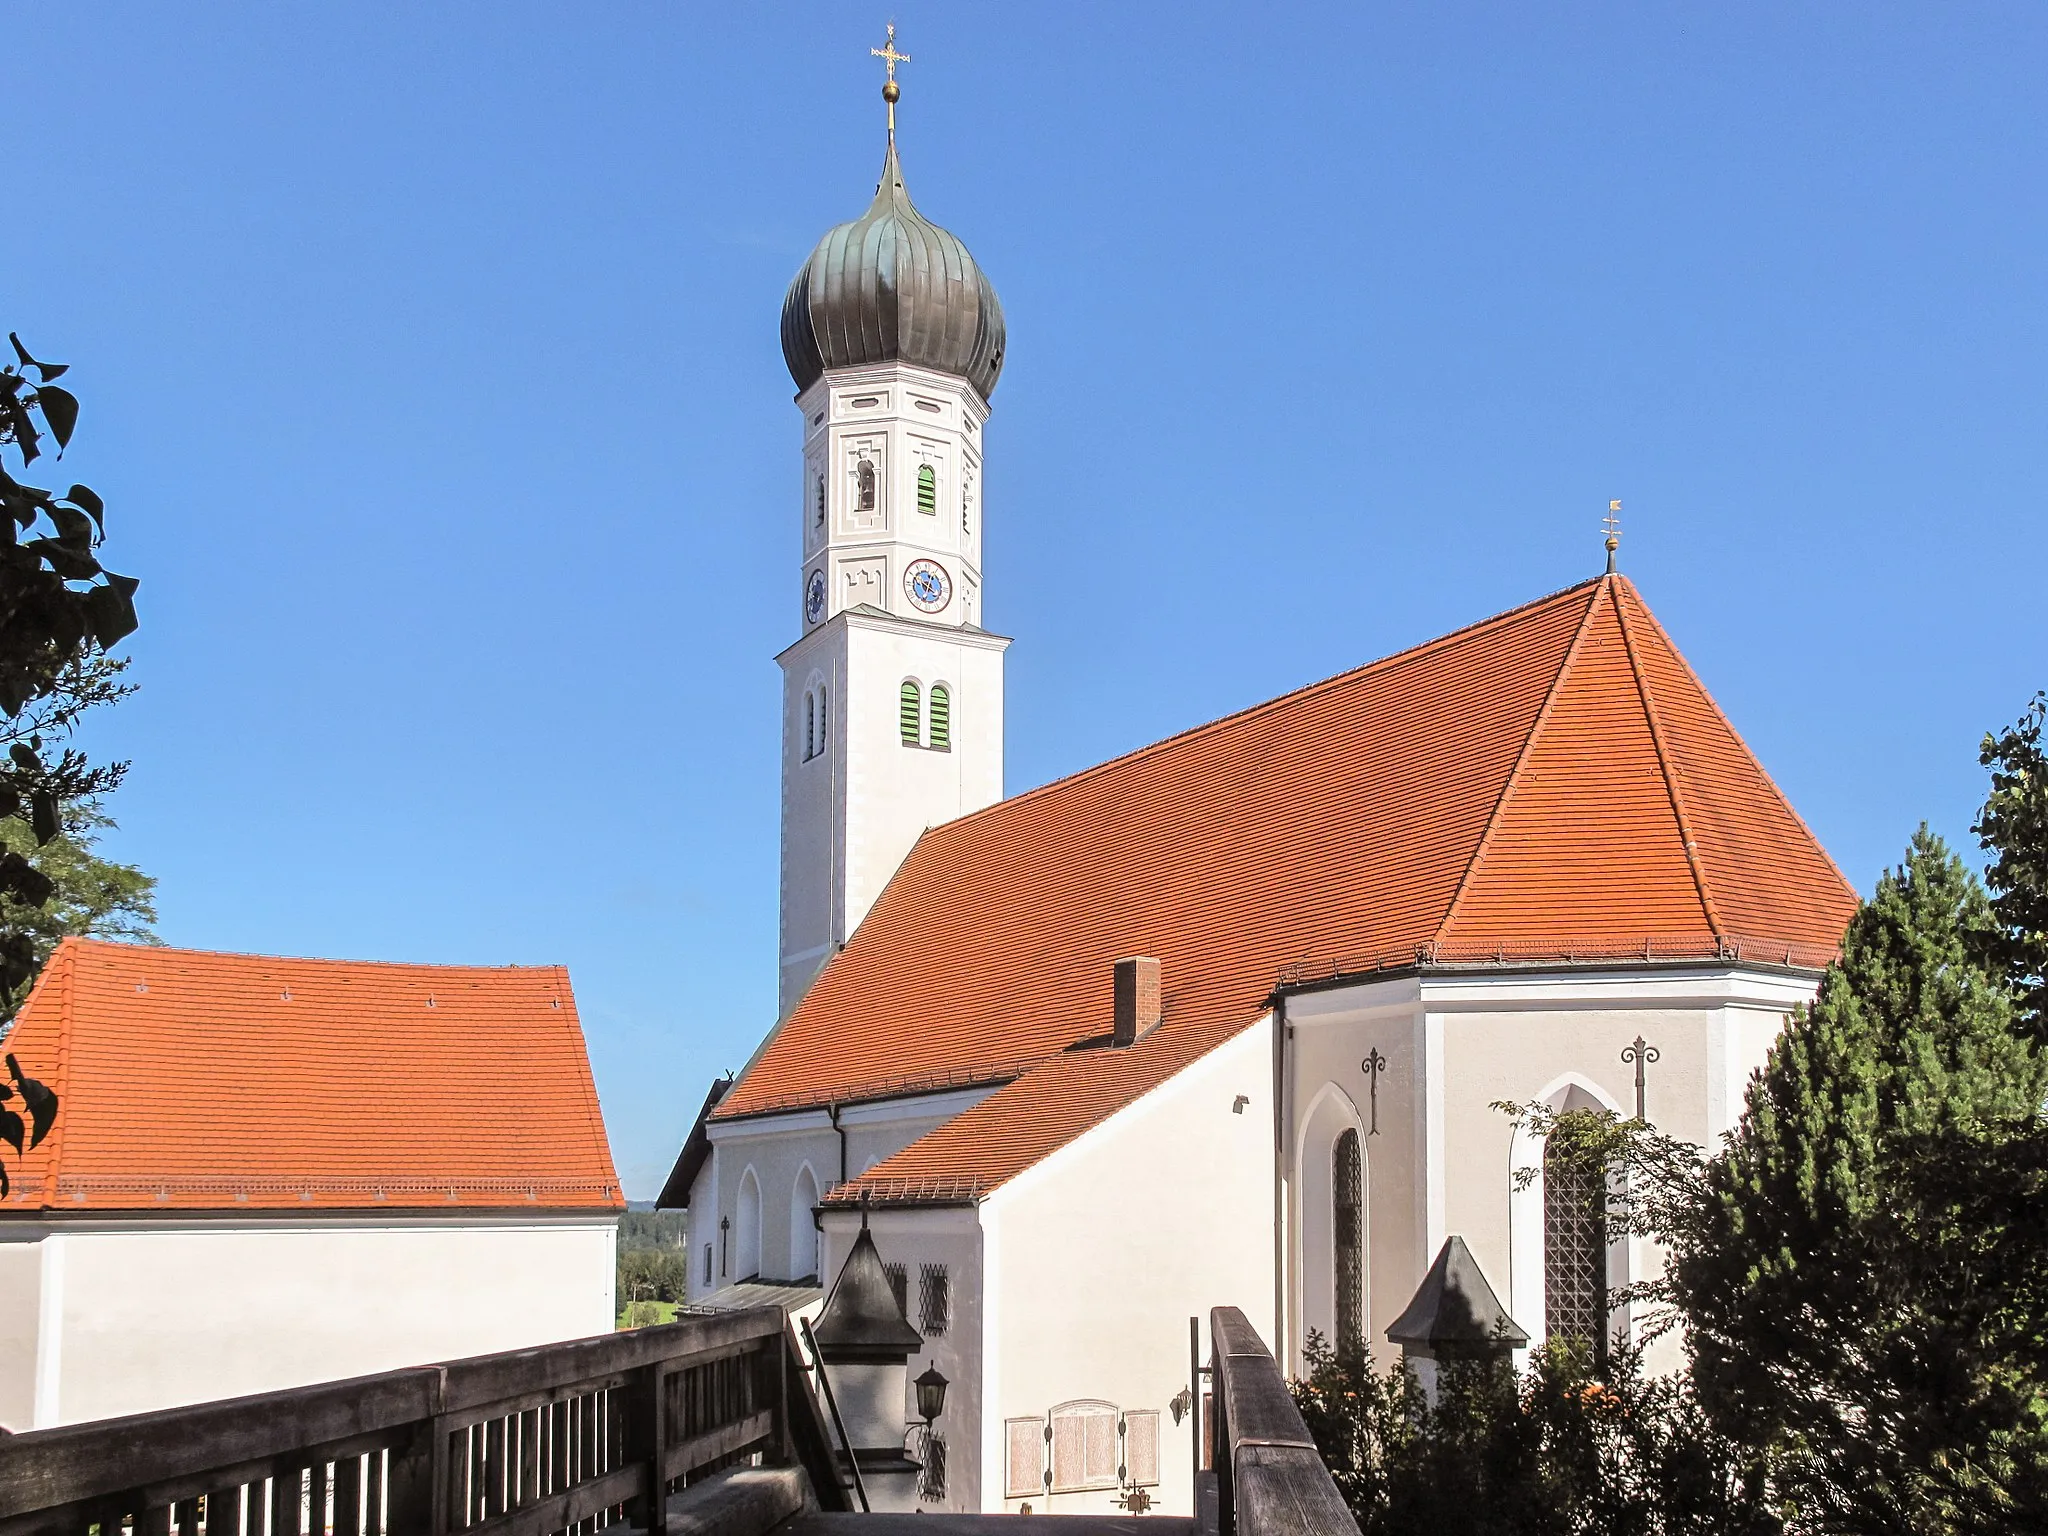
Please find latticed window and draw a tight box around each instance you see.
[919,1263,950,1336]
[900,681,921,746]
[1544,1138,1608,1351]
[917,463,937,515]
[918,1430,947,1502]
[857,458,877,512]
[1334,1129,1364,1356]
[929,684,951,750]
[883,1262,910,1320]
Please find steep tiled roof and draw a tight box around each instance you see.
[2,939,622,1212]
[722,576,1857,1200]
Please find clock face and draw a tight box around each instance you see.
[904,558,952,614]
[805,569,827,625]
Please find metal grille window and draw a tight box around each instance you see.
[928,685,951,750]
[900,681,921,746]
[1334,1129,1364,1356]
[1544,1138,1608,1350]
[919,1264,950,1336]
[918,1430,947,1502]
[883,1262,909,1320]
[917,463,937,515]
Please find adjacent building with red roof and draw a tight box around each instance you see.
[0,939,623,1429]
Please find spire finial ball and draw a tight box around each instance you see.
[883,80,900,103]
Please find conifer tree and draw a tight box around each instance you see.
[1977,692,2048,1041]
[1671,827,2048,1532]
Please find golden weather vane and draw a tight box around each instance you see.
[1604,499,1622,574]
[871,23,911,141]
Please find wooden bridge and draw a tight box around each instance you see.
[0,1307,1353,1536]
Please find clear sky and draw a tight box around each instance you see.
[10,6,2043,1197]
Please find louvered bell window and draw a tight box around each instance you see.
[928,685,951,750]
[917,463,937,515]
[816,474,826,528]
[900,682,921,746]
[1544,1138,1608,1354]
[804,693,815,761]
[857,458,877,513]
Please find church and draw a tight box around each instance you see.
[662,57,1860,1518]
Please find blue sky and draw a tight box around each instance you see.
[10,6,2043,1196]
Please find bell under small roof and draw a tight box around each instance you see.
[1385,1236,1529,1351]
[811,1220,924,1361]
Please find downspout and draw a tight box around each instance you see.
[1273,995,1291,1372]
[829,1101,847,1185]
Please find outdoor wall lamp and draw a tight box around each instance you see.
[914,1363,949,1427]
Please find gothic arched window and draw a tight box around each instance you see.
[804,692,815,760]
[929,684,951,750]
[900,680,921,746]
[817,684,828,750]
[1334,1129,1364,1356]
[917,463,937,515]
[857,458,877,513]
[1544,1136,1607,1353]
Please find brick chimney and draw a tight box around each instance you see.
[1112,957,1162,1046]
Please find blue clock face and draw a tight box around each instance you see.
[805,569,827,624]
[904,559,951,614]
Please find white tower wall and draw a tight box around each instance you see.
[777,361,1009,1015]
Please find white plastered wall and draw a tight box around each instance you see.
[689,1087,998,1301]
[1282,965,1818,1378]
[816,1204,985,1514]
[1,1213,616,1429]
[982,1020,1277,1516]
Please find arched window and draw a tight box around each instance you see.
[804,692,815,760]
[900,680,921,746]
[817,684,828,750]
[735,1169,762,1283]
[929,684,951,750]
[856,458,877,513]
[1334,1129,1364,1356]
[1544,1135,1607,1353]
[815,474,826,529]
[790,1166,820,1283]
[917,463,937,515]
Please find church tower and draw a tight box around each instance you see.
[773,56,1010,1016]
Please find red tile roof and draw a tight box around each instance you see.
[717,576,1857,1201]
[2,939,623,1212]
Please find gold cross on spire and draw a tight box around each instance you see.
[871,23,911,141]
[1604,500,1623,574]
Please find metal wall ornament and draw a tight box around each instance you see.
[1360,1048,1387,1135]
[1621,1035,1661,1121]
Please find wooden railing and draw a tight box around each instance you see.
[1207,1308,1356,1536]
[0,1308,848,1536]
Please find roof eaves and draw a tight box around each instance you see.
[1428,579,1607,953]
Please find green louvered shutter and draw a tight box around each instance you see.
[929,684,951,749]
[917,463,937,515]
[900,681,921,745]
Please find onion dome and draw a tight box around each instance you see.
[780,141,1006,401]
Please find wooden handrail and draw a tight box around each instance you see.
[0,1307,850,1536]
[1207,1307,1356,1536]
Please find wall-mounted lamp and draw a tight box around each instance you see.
[914,1363,949,1428]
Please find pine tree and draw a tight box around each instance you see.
[1977,692,2048,1042]
[1671,827,2048,1531]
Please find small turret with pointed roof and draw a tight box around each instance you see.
[811,1203,925,1361]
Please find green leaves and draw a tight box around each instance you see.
[8,1054,58,1150]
